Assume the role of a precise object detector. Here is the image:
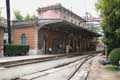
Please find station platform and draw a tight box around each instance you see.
[0,54,66,65]
[0,51,98,65]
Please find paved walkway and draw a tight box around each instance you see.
[0,54,65,64]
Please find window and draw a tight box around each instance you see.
[21,33,27,45]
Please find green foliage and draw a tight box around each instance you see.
[4,44,29,56]
[14,10,24,20]
[24,14,31,20]
[24,14,36,20]
[115,28,120,39]
[96,0,120,52]
[14,10,36,20]
[108,48,120,65]
[31,15,37,19]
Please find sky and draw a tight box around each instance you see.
[0,0,99,20]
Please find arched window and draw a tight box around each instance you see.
[21,33,27,45]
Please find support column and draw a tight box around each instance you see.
[72,39,74,51]
[80,39,82,51]
[86,38,88,51]
[85,39,87,51]
[87,38,89,51]
[28,27,39,55]
[79,39,81,52]
[82,39,84,51]
[88,39,90,50]
[77,40,79,52]
[83,38,85,51]
[34,28,39,54]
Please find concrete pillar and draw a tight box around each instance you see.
[82,39,84,51]
[88,40,90,48]
[86,38,88,51]
[77,40,79,52]
[85,39,87,51]
[80,39,82,51]
[79,39,81,52]
[34,28,39,54]
[83,38,85,51]
[87,39,89,50]
[72,37,75,52]
[28,27,39,55]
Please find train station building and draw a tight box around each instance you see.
[12,19,100,55]
[12,4,100,55]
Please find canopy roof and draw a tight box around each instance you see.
[13,19,101,37]
[38,19,101,37]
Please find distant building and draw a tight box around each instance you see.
[37,4,85,27]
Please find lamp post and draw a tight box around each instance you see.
[6,0,11,44]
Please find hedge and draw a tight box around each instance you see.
[4,44,30,56]
[108,48,120,65]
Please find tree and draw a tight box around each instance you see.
[96,0,120,53]
[24,14,31,20]
[14,10,37,20]
[24,14,36,20]
[14,10,23,20]
[31,15,37,19]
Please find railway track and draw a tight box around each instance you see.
[17,55,94,80]
[67,56,93,80]
[66,56,92,80]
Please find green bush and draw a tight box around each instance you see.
[108,48,120,65]
[4,44,29,56]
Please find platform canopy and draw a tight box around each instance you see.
[38,19,101,37]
